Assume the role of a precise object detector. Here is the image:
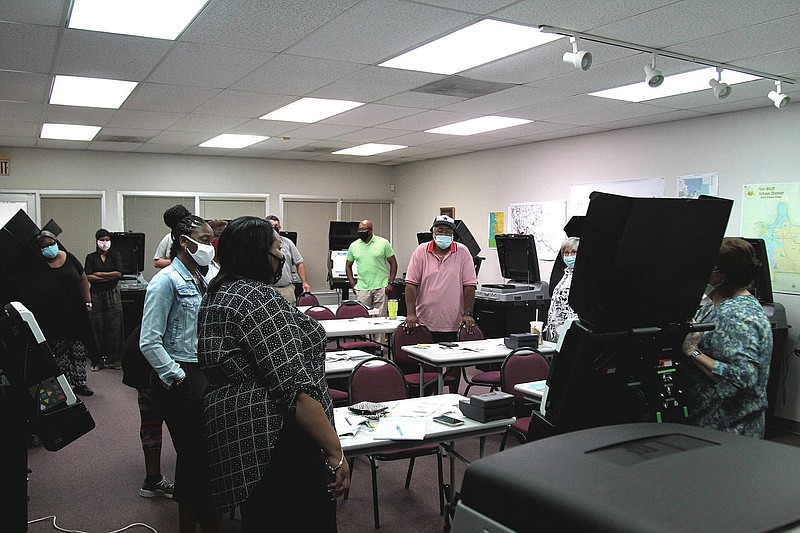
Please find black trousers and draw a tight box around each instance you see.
[239,420,337,533]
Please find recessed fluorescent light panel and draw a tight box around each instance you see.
[333,144,407,156]
[67,0,209,40]
[426,116,532,136]
[41,123,101,141]
[260,98,365,123]
[199,134,269,149]
[589,67,761,102]
[380,19,562,75]
[50,75,138,109]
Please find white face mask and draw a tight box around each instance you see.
[97,240,111,251]
[184,236,216,267]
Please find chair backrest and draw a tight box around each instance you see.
[349,357,408,403]
[335,300,370,319]
[304,305,336,321]
[500,348,551,402]
[390,324,434,371]
[457,323,485,342]
[297,292,320,307]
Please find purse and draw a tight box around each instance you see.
[348,401,388,419]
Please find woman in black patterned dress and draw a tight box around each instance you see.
[198,216,349,532]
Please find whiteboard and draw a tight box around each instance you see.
[569,177,665,216]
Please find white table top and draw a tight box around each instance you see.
[514,380,548,400]
[321,316,405,338]
[337,394,514,457]
[324,349,375,379]
[402,338,556,368]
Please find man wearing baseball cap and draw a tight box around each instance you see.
[403,215,478,393]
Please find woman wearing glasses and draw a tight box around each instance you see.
[543,237,580,343]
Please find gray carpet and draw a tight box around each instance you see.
[26,366,515,533]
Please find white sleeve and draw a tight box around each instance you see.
[153,233,172,260]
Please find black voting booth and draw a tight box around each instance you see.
[328,221,359,299]
[538,193,733,435]
[0,210,96,529]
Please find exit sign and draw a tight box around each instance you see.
[0,160,8,176]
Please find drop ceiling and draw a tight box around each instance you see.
[0,0,798,166]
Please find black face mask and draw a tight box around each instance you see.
[358,231,371,242]
[272,256,285,284]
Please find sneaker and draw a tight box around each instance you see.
[140,476,174,499]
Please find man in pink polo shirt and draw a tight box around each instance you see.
[403,215,478,393]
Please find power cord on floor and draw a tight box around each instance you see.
[28,515,158,533]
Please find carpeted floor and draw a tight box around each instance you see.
[25,366,516,533]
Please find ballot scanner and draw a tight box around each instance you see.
[452,422,800,533]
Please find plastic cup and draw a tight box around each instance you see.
[388,299,398,319]
[530,321,543,345]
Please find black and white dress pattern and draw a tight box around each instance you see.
[198,279,331,512]
[543,267,578,342]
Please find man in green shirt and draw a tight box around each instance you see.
[345,220,398,320]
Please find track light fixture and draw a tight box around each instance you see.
[768,81,790,109]
[708,67,731,99]
[563,37,592,71]
[539,25,795,102]
[644,54,664,88]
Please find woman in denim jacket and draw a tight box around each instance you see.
[140,214,223,533]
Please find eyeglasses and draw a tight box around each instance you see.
[432,228,454,236]
[711,266,721,272]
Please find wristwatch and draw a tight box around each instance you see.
[689,349,701,358]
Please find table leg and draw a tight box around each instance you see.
[419,364,425,397]
[437,368,444,395]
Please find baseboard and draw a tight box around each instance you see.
[768,416,800,436]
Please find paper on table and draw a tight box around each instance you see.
[334,411,367,437]
[373,417,426,440]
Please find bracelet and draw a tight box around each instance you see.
[327,450,345,476]
[689,349,701,359]
[463,311,472,317]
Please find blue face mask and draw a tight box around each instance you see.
[41,244,59,259]
[563,255,576,269]
[434,235,453,249]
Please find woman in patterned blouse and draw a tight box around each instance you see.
[543,237,580,342]
[198,216,349,532]
[680,237,773,438]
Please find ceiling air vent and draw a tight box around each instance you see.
[94,135,152,143]
[411,76,516,98]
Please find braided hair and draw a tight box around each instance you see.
[168,214,207,259]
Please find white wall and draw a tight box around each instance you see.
[391,103,800,422]
[0,148,394,229]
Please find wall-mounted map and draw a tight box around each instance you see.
[742,183,800,295]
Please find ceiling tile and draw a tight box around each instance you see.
[0,70,51,103]
[322,103,426,127]
[105,109,185,130]
[0,0,66,25]
[285,0,474,64]
[194,90,294,118]
[181,0,360,52]
[147,42,275,88]
[42,104,114,125]
[0,22,58,72]
[231,53,364,95]
[166,114,249,134]
[310,66,443,103]
[54,29,173,81]
[123,83,221,113]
